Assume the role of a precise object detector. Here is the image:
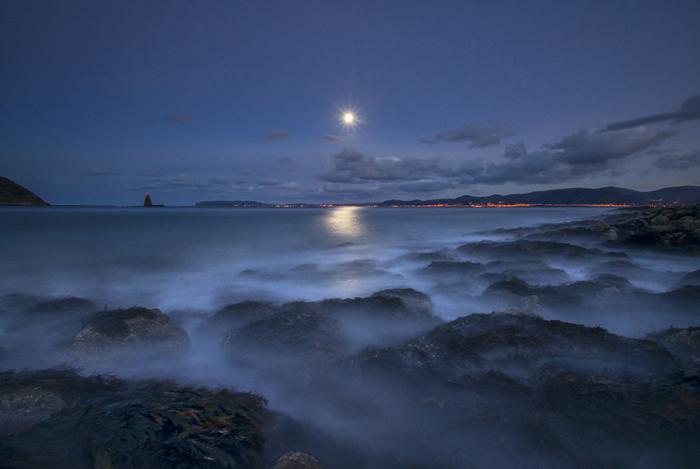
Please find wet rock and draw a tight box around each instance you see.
[0,369,267,468]
[271,451,323,469]
[371,288,433,316]
[420,260,485,280]
[213,301,277,326]
[224,289,440,362]
[28,297,96,315]
[71,307,190,354]
[680,269,700,286]
[398,250,453,263]
[360,311,678,380]
[458,239,601,262]
[609,206,700,251]
[483,278,579,309]
[656,285,700,311]
[512,206,700,253]
[650,326,700,363]
[485,259,569,285]
[229,302,345,360]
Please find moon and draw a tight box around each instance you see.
[339,108,360,129]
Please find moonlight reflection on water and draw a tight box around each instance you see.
[325,206,365,238]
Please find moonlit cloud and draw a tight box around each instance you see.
[603,95,700,131]
[422,124,515,148]
[317,126,676,194]
[654,151,700,170]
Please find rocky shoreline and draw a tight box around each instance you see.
[1,206,699,468]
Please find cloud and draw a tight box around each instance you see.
[422,124,515,148]
[317,126,673,193]
[549,127,675,167]
[165,116,192,125]
[261,130,291,141]
[654,151,700,170]
[318,148,444,184]
[604,95,700,131]
[464,127,674,185]
[320,135,341,142]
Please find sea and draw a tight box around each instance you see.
[0,206,611,313]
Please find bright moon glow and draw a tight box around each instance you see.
[339,108,360,129]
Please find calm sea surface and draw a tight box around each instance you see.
[0,207,610,310]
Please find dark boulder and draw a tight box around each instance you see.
[71,307,189,354]
[28,297,95,315]
[681,269,700,286]
[420,260,485,281]
[359,311,678,381]
[229,302,345,360]
[371,288,433,316]
[224,289,440,361]
[649,326,700,363]
[458,239,601,262]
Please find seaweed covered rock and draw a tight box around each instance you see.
[528,206,700,253]
[371,288,433,316]
[483,275,640,312]
[420,260,485,281]
[612,206,700,251]
[0,369,267,468]
[229,302,346,360]
[680,269,700,286]
[649,326,700,363]
[71,307,189,354]
[359,311,678,381]
[458,239,602,262]
[28,297,96,315]
[223,289,440,360]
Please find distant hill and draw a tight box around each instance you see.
[377,186,700,207]
[0,177,48,206]
[195,200,276,208]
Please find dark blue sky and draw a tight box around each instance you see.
[2,0,699,204]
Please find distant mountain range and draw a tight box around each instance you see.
[2,177,698,208]
[375,186,700,207]
[0,177,48,206]
[195,200,315,208]
[195,200,276,208]
[196,186,700,208]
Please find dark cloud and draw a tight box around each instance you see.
[422,124,515,148]
[320,135,341,142]
[165,116,193,125]
[463,127,674,185]
[261,130,291,141]
[604,95,700,131]
[84,170,118,177]
[549,128,675,167]
[654,151,700,170]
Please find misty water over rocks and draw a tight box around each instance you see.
[1,206,700,468]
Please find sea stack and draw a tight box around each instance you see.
[144,193,154,207]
